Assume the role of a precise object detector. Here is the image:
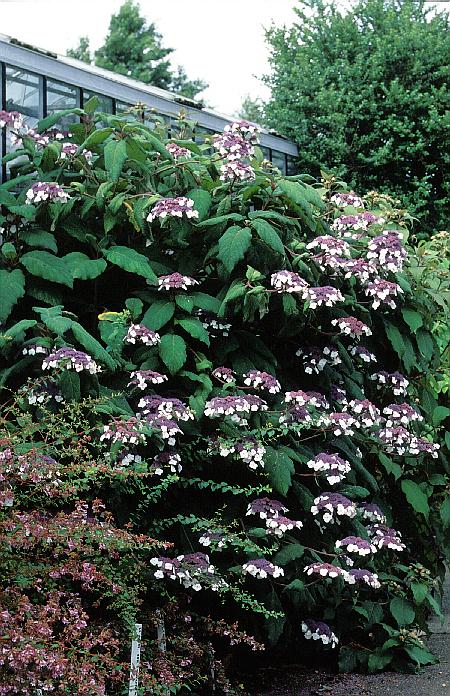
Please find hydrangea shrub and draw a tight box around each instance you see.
[0,104,449,691]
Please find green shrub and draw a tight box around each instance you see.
[0,104,449,692]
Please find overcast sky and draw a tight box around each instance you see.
[0,0,300,115]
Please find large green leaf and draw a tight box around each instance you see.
[139,130,172,159]
[192,292,221,313]
[217,226,252,272]
[142,300,175,331]
[410,582,428,605]
[20,230,57,253]
[0,319,36,348]
[20,251,73,288]
[367,652,393,673]
[186,188,211,221]
[71,322,116,371]
[432,405,450,426]
[218,281,246,315]
[390,597,415,626]
[440,496,450,529]
[175,295,194,313]
[378,452,402,480]
[250,219,285,255]
[278,179,324,209]
[416,328,434,362]
[81,128,114,150]
[0,269,25,322]
[37,109,83,131]
[176,318,210,346]
[401,308,423,333]
[103,246,157,282]
[59,370,81,402]
[385,322,405,361]
[158,333,187,374]
[0,356,36,391]
[274,544,305,565]
[104,139,128,181]
[264,446,294,495]
[404,645,437,666]
[64,252,107,280]
[401,479,429,518]
[197,213,244,228]
[97,387,135,417]
[266,589,285,646]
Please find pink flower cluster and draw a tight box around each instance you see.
[306,235,351,257]
[370,370,409,395]
[220,160,255,182]
[332,211,385,237]
[124,324,160,346]
[242,558,284,579]
[377,426,439,457]
[365,278,403,309]
[42,348,100,374]
[306,453,351,485]
[26,182,70,204]
[330,191,364,208]
[199,531,225,548]
[335,536,377,556]
[147,196,199,222]
[302,620,339,647]
[0,109,24,129]
[360,503,386,523]
[367,232,408,273]
[271,270,308,293]
[128,369,167,390]
[349,345,377,363]
[0,589,121,695]
[60,142,92,162]
[305,562,380,588]
[151,451,182,475]
[243,369,281,394]
[296,346,342,374]
[246,497,302,537]
[213,120,260,182]
[204,395,267,422]
[0,448,71,502]
[383,403,423,427]
[137,395,194,422]
[166,142,192,159]
[331,316,372,339]
[304,285,344,309]
[214,436,266,470]
[311,492,357,523]
[368,523,406,551]
[346,399,381,427]
[158,272,199,290]
[212,366,236,383]
[284,390,329,409]
[213,119,259,161]
[151,553,226,591]
[100,418,146,445]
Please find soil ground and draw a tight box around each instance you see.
[253,575,450,696]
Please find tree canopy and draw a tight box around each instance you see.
[68,0,207,99]
[238,94,267,126]
[264,0,450,234]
